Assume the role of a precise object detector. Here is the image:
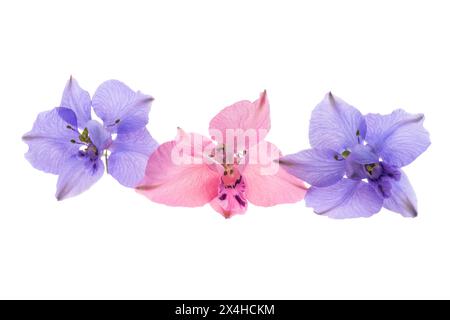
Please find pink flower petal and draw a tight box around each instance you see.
[244,141,307,206]
[136,131,220,207]
[210,197,248,218]
[208,91,270,152]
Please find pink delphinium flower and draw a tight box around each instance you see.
[136,91,306,218]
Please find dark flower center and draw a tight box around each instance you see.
[334,144,402,199]
[365,162,401,198]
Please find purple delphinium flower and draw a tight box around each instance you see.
[23,77,158,200]
[278,93,430,218]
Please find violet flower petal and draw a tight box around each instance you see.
[55,155,104,200]
[108,127,158,187]
[383,170,418,218]
[278,148,345,187]
[92,80,153,134]
[56,107,78,128]
[347,144,379,164]
[60,76,91,128]
[85,120,111,151]
[309,92,366,151]
[23,108,79,174]
[365,109,430,167]
[305,178,383,219]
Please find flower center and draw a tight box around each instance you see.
[221,164,242,187]
[217,168,247,215]
[365,162,401,198]
[210,145,248,215]
[67,126,99,161]
[209,144,246,169]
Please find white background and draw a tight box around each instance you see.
[0,0,448,299]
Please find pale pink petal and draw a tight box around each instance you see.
[174,127,216,160]
[136,131,220,207]
[244,141,307,207]
[208,91,270,152]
